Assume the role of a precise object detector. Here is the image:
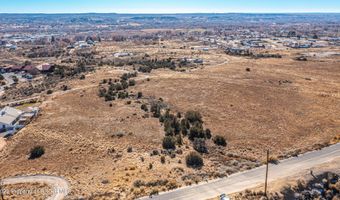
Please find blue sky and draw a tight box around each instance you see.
[1,0,340,13]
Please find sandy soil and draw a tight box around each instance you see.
[0,138,6,151]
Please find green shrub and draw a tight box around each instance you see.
[141,104,148,112]
[115,83,123,91]
[138,66,152,73]
[176,134,183,146]
[46,90,53,95]
[164,126,174,136]
[118,91,128,99]
[150,102,161,118]
[185,110,202,124]
[29,146,45,160]
[186,152,203,168]
[162,136,176,150]
[150,149,159,156]
[205,129,212,139]
[213,135,227,147]
[133,180,145,188]
[160,156,166,164]
[121,80,128,89]
[61,85,69,91]
[189,124,205,140]
[98,88,107,97]
[121,73,128,81]
[137,92,143,98]
[180,119,189,136]
[128,79,136,86]
[193,138,208,153]
[105,93,115,101]
[150,189,159,196]
[173,120,181,135]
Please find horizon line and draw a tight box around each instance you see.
[1,11,340,15]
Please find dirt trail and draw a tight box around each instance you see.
[1,175,70,200]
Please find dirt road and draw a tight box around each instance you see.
[1,175,69,200]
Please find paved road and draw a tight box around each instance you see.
[140,143,340,200]
[1,175,70,200]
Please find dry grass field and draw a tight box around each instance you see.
[0,43,339,199]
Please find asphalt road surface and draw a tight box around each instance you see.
[1,175,69,200]
[140,143,340,200]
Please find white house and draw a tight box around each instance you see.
[5,43,17,50]
[0,106,23,132]
[113,52,133,58]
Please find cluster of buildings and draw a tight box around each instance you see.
[0,40,17,50]
[180,57,204,64]
[0,106,39,137]
[68,39,96,49]
[193,27,340,51]
[1,63,54,76]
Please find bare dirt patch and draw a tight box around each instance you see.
[0,138,6,151]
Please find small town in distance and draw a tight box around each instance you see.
[0,1,339,200]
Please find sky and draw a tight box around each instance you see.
[1,0,340,14]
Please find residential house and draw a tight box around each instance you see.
[113,52,133,58]
[18,107,39,125]
[5,43,17,50]
[36,63,54,73]
[9,65,24,72]
[23,65,39,75]
[0,106,23,132]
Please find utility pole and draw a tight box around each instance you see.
[264,149,269,197]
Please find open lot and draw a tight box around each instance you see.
[0,44,339,199]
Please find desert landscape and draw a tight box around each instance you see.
[0,12,339,200]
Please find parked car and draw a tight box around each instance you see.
[220,194,230,200]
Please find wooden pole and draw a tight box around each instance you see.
[264,149,269,197]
